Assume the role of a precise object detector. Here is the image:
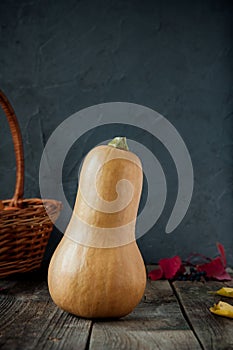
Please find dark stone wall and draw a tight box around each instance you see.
[0,0,232,265]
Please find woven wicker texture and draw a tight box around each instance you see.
[0,90,62,278]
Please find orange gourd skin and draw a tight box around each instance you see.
[48,145,146,319]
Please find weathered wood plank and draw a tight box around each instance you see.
[89,281,202,350]
[0,295,92,350]
[4,270,232,350]
[173,280,233,350]
[90,328,201,350]
[0,270,50,301]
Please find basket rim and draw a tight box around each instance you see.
[2,197,61,203]
[1,198,62,211]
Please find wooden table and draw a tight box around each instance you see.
[0,268,233,350]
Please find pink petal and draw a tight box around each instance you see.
[159,256,182,279]
[148,267,163,281]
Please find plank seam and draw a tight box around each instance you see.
[170,282,205,350]
[85,320,93,350]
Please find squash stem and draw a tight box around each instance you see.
[108,137,129,151]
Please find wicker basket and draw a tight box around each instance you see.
[0,89,62,278]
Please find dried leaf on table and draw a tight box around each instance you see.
[216,242,227,267]
[159,255,183,279]
[148,266,163,281]
[210,301,233,319]
[210,287,233,298]
[148,256,184,281]
[197,256,232,281]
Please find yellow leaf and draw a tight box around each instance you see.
[210,301,233,319]
[210,287,233,298]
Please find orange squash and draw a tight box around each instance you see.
[48,137,146,318]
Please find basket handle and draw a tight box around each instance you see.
[0,90,24,206]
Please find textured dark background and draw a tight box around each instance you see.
[0,0,232,265]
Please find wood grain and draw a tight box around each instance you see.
[89,281,201,350]
[1,271,233,350]
[173,280,233,350]
[90,328,201,350]
[0,278,92,350]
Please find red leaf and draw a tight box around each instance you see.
[179,264,186,275]
[215,271,232,281]
[148,267,163,281]
[197,256,231,281]
[159,256,182,279]
[216,242,227,268]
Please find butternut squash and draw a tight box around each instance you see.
[48,137,146,319]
